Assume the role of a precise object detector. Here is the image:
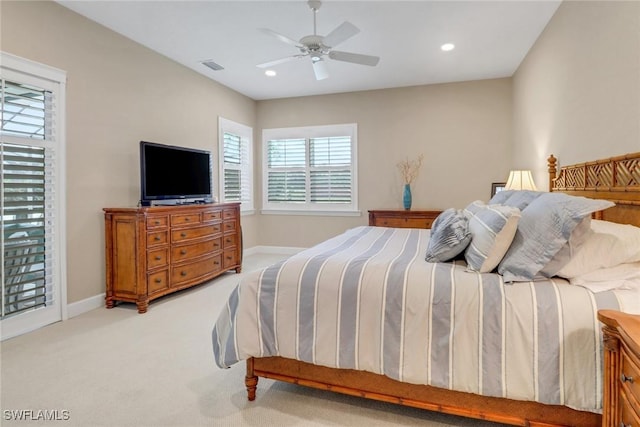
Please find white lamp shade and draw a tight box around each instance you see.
[505,170,538,191]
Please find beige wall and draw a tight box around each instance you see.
[256,79,513,248]
[1,1,258,303]
[513,0,640,189]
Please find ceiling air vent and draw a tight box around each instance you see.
[201,60,224,71]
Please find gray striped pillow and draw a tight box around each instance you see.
[464,201,521,273]
[425,208,471,263]
[498,192,615,282]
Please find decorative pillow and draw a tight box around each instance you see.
[497,193,614,282]
[463,201,521,273]
[556,220,640,278]
[425,208,472,263]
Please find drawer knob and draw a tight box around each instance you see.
[181,232,187,238]
[214,261,220,265]
[155,256,162,261]
[154,236,161,241]
[154,278,162,284]
[180,271,187,277]
[185,218,190,222]
[621,373,634,383]
[180,250,187,255]
[154,220,160,225]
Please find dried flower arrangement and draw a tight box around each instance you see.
[397,154,424,184]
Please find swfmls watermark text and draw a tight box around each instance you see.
[3,409,70,422]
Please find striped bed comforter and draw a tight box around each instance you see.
[212,226,640,412]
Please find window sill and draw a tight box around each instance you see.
[260,209,362,217]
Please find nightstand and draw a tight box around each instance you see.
[368,209,442,229]
[598,310,640,427]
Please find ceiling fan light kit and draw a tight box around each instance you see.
[257,0,380,81]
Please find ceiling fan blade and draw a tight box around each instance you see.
[328,50,380,67]
[312,59,329,81]
[256,56,300,69]
[322,21,359,48]
[260,28,303,48]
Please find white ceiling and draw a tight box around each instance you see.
[56,0,561,101]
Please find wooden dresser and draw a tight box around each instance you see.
[599,310,640,427]
[368,209,442,229]
[104,203,241,313]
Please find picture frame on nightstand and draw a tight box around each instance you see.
[491,182,506,198]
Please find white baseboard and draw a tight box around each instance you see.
[65,247,303,319]
[67,293,105,319]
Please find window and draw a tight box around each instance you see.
[262,123,358,215]
[218,117,253,213]
[1,52,66,340]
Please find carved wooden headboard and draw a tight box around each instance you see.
[548,152,640,226]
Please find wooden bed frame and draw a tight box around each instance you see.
[245,152,640,427]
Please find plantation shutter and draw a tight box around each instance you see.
[310,136,352,204]
[266,138,306,203]
[223,132,242,201]
[266,136,352,204]
[1,79,56,319]
[222,131,252,207]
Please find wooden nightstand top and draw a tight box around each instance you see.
[368,209,442,229]
[599,310,640,357]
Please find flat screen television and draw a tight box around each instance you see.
[140,141,213,206]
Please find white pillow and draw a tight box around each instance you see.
[557,220,640,279]
[463,201,521,273]
[569,262,640,293]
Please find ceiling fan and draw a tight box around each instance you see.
[257,0,380,80]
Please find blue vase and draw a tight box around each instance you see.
[403,184,412,210]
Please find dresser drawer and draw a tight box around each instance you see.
[146,215,168,229]
[622,347,640,407]
[171,254,222,285]
[172,224,217,243]
[147,248,169,269]
[171,238,221,263]
[202,210,222,222]
[620,391,640,427]
[147,270,169,294]
[223,233,237,248]
[375,217,435,229]
[147,230,168,247]
[171,213,200,226]
[223,220,236,233]
[223,208,237,219]
[223,249,238,269]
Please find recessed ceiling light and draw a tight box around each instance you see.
[265,70,277,77]
[441,43,455,52]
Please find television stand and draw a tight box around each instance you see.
[103,202,241,313]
